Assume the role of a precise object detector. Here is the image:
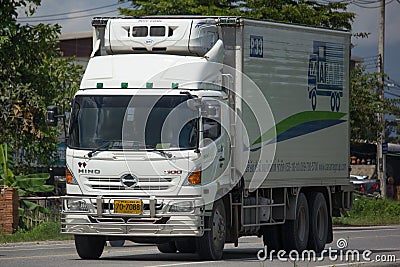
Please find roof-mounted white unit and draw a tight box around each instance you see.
[101,18,218,56]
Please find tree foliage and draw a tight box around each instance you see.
[0,0,82,171]
[350,64,400,143]
[119,0,355,30]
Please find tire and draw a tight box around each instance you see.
[282,193,309,252]
[157,241,177,253]
[74,235,105,259]
[335,92,341,112]
[196,200,226,260]
[109,240,125,247]
[307,192,329,253]
[311,90,317,111]
[261,225,282,251]
[330,92,336,112]
[175,238,197,253]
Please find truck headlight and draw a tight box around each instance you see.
[66,199,89,212]
[168,201,194,213]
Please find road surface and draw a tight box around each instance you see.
[0,225,399,267]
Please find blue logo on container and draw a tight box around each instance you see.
[250,35,263,58]
[145,39,154,45]
[308,41,344,112]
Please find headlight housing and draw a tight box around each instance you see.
[168,201,194,213]
[66,199,89,212]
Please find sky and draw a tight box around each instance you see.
[16,0,400,88]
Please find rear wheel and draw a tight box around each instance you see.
[307,192,329,252]
[282,193,309,252]
[75,235,105,259]
[157,241,177,253]
[196,200,226,260]
[335,92,341,112]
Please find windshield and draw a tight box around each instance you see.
[69,95,198,150]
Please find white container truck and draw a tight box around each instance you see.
[47,16,352,260]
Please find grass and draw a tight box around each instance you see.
[0,222,73,244]
[333,195,400,226]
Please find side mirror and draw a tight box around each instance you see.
[204,105,217,116]
[46,106,58,127]
[202,102,220,119]
[186,99,201,111]
[203,121,220,140]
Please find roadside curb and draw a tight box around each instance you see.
[0,239,74,247]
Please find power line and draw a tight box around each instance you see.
[385,91,400,98]
[18,9,120,23]
[18,3,121,20]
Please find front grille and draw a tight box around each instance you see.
[90,185,170,190]
[89,216,170,224]
[83,175,178,191]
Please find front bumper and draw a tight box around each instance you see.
[61,195,205,237]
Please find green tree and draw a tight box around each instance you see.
[119,0,355,30]
[350,64,400,143]
[0,0,82,172]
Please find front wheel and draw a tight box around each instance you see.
[196,200,226,260]
[311,90,317,111]
[330,92,336,112]
[75,235,105,259]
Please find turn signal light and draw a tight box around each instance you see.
[66,168,73,184]
[188,169,201,185]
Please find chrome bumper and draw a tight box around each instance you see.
[61,195,205,237]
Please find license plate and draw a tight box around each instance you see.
[114,200,142,214]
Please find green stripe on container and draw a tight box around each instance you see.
[252,111,346,146]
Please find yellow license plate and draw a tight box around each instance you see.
[114,200,142,214]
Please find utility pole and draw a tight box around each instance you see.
[377,0,386,198]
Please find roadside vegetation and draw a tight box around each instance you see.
[334,195,400,226]
[2,195,399,244]
[0,222,72,244]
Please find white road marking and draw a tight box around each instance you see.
[144,261,217,267]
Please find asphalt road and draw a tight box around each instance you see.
[0,225,399,267]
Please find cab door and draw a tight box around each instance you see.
[200,98,231,190]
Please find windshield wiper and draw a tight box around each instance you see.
[147,146,172,158]
[87,141,111,158]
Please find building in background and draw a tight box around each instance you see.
[59,31,92,68]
